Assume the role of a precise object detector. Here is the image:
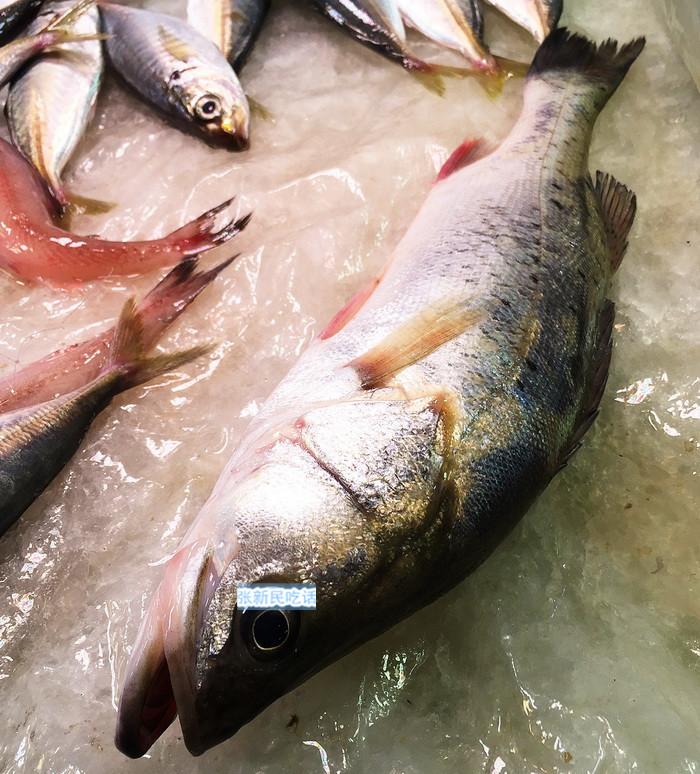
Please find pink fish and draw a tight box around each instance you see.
[0,137,250,285]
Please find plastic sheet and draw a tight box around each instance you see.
[662,0,700,91]
[0,1,698,771]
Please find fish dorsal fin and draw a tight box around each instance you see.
[436,138,486,183]
[594,171,637,271]
[349,299,482,390]
[158,24,195,63]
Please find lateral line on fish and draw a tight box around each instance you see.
[348,299,483,390]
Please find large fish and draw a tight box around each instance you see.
[0,0,104,90]
[483,0,562,42]
[186,0,270,72]
[0,0,43,44]
[0,136,249,284]
[100,2,250,149]
[0,254,233,537]
[6,0,106,213]
[115,29,644,757]
[396,0,495,71]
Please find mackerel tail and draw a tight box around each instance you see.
[0,301,211,537]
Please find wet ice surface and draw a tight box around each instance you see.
[0,0,699,771]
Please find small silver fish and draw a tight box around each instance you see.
[6,0,106,213]
[100,2,250,149]
[186,0,270,71]
[483,0,562,42]
[0,0,104,91]
[396,0,495,71]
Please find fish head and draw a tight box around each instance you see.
[116,438,416,757]
[173,70,250,149]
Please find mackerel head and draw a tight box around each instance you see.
[116,29,645,757]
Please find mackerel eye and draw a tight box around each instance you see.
[195,95,222,121]
[240,610,299,660]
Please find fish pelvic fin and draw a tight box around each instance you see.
[349,299,483,390]
[528,28,646,108]
[435,138,488,183]
[106,297,212,391]
[594,171,637,272]
[558,299,615,469]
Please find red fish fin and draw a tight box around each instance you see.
[165,198,252,257]
[137,254,237,350]
[320,276,381,340]
[594,171,637,271]
[349,299,482,390]
[558,299,615,469]
[436,139,484,182]
[107,298,212,390]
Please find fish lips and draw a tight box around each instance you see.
[115,539,292,757]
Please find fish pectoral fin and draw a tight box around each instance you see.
[594,170,637,271]
[349,299,482,390]
[157,24,195,62]
[59,192,116,227]
[247,96,274,122]
[436,138,487,182]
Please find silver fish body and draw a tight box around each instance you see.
[483,0,562,41]
[116,30,645,758]
[6,0,103,207]
[186,0,270,71]
[100,2,249,149]
[396,0,494,70]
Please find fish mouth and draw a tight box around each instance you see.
[115,654,178,758]
[115,539,237,757]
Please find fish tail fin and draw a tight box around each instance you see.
[164,198,252,257]
[136,254,237,350]
[528,28,646,108]
[106,297,212,392]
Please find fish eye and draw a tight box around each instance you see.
[240,610,299,660]
[195,95,222,121]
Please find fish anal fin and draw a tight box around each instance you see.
[595,170,637,271]
[320,275,382,341]
[436,138,485,183]
[349,299,482,390]
[559,299,615,469]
